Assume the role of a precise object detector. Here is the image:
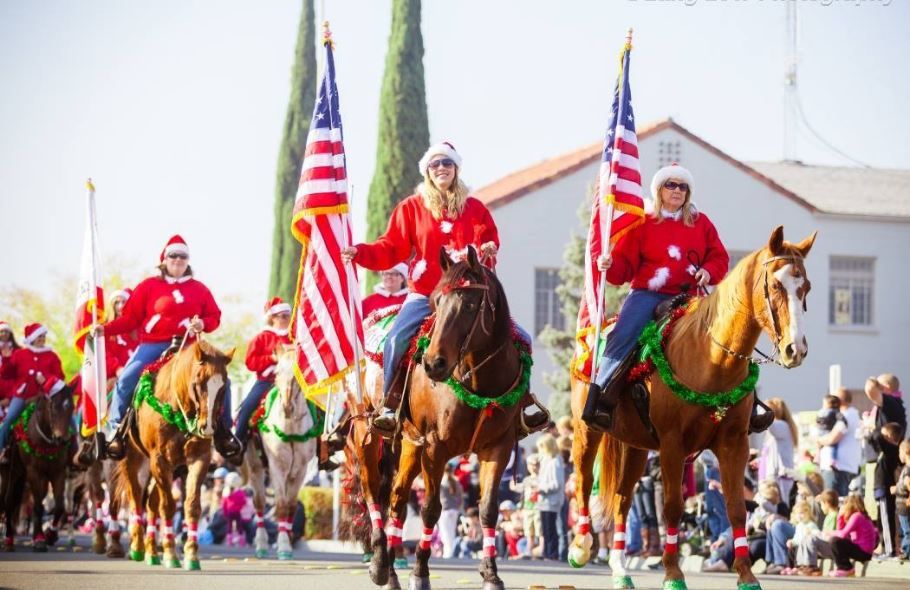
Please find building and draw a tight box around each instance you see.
[475,119,910,411]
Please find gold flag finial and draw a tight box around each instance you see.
[625,28,634,50]
[85,178,95,192]
[322,21,334,48]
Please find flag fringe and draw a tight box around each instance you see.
[292,360,364,410]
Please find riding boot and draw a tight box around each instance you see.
[104,407,135,461]
[372,379,405,437]
[748,395,775,434]
[74,437,96,468]
[214,419,243,464]
[317,436,340,472]
[581,380,619,433]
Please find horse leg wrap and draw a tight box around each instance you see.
[95,502,104,523]
[163,520,175,542]
[369,503,384,532]
[386,518,403,548]
[186,522,198,542]
[146,518,157,540]
[576,508,591,535]
[612,523,626,552]
[482,527,497,558]
[733,527,749,559]
[255,513,265,528]
[665,527,679,554]
[418,527,433,551]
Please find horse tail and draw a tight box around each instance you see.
[598,433,625,524]
[109,460,128,518]
[337,445,370,547]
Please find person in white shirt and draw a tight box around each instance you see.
[818,387,862,496]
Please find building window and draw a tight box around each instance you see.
[829,256,874,327]
[535,268,565,335]
[657,140,682,167]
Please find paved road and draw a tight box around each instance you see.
[0,538,904,590]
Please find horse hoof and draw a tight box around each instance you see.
[568,544,591,568]
[255,548,268,559]
[481,580,505,590]
[2,540,14,553]
[277,551,293,561]
[45,530,59,545]
[107,544,125,559]
[663,580,688,590]
[185,559,201,571]
[612,575,635,589]
[369,546,390,587]
[382,570,401,590]
[145,554,161,566]
[129,549,144,561]
[165,557,181,569]
[33,541,48,553]
[92,541,106,554]
[407,575,431,590]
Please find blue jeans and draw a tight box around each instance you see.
[235,379,273,441]
[626,500,643,554]
[594,290,673,388]
[0,396,28,450]
[765,519,795,566]
[899,514,910,558]
[705,467,730,542]
[822,468,855,498]
[109,341,232,427]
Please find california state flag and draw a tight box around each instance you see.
[74,179,107,436]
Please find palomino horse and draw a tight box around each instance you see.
[0,385,75,551]
[569,226,816,590]
[389,247,529,590]
[111,340,233,570]
[243,348,319,559]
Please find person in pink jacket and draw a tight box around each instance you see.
[826,494,878,576]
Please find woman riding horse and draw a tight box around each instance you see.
[341,142,545,434]
[90,234,240,461]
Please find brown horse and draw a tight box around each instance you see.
[569,226,816,590]
[381,247,527,590]
[0,385,75,552]
[111,340,233,570]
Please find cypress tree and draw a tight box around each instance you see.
[269,0,317,302]
[364,0,430,287]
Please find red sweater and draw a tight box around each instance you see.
[106,332,138,375]
[354,194,499,296]
[362,288,408,316]
[245,328,292,382]
[607,213,729,295]
[104,275,221,344]
[2,346,65,400]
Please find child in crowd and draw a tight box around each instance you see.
[816,395,847,471]
[896,440,910,559]
[784,501,821,575]
[827,494,878,577]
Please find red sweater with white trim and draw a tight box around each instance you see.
[245,328,292,382]
[104,276,221,344]
[353,194,499,297]
[362,288,408,316]
[2,346,65,400]
[607,213,729,295]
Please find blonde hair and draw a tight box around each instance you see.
[877,373,900,391]
[419,168,470,220]
[841,494,868,519]
[536,433,559,459]
[768,397,799,447]
[791,501,812,523]
[651,182,697,227]
[759,479,781,504]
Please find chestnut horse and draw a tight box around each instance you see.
[0,385,75,551]
[569,226,816,590]
[111,340,233,570]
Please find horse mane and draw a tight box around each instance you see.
[156,340,231,399]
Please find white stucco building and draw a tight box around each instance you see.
[475,119,910,411]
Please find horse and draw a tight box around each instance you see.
[568,226,816,590]
[64,459,117,555]
[380,246,529,590]
[110,339,233,570]
[0,384,75,552]
[242,348,319,559]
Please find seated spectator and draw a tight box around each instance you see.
[826,494,878,576]
[702,479,759,573]
[748,480,791,574]
[784,501,821,575]
[220,472,254,546]
[457,506,483,559]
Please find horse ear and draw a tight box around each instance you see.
[439,247,451,273]
[794,231,818,258]
[224,347,236,363]
[466,245,480,270]
[767,226,784,255]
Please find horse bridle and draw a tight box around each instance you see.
[708,253,806,366]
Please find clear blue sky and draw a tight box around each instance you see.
[1,0,907,309]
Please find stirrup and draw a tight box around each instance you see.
[581,381,616,433]
[371,408,398,437]
[518,392,550,439]
[748,396,775,434]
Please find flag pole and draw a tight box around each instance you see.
[342,186,365,407]
[86,178,107,460]
[589,28,633,383]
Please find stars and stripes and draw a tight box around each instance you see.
[574,34,646,381]
[290,28,364,405]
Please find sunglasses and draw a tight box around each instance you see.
[167,253,189,260]
[663,181,689,192]
[427,158,455,170]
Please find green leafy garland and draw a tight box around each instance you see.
[12,402,73,461]
[637,315,759,413]
[254,386,324,443]
[413,336,533,412]
[133,372,198,434]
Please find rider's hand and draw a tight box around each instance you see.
[480,241,498,258]
[596,254,612,272]
[93,324,104,337]
[35,372,46,385]
[340,246,357,264]
[189,315,204,334]
[695,268,711,287]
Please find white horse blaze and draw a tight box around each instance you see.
[773,264,807,354]
[204,374,225,435]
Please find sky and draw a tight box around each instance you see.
[1,0,907,311]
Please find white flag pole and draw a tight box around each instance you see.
[341,185,365,407]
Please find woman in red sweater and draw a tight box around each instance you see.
[0,323,67,464]
[97,235,239,460]
[341,142,539,433]
[582,163,730,431]
[361,263,409,317]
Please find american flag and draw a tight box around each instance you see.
[290,29,364,406]
[574,36,645,381]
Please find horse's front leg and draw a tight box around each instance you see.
[475,441,514,590]
[713,430,759,589]
[150,457,180,568]
[267,439,295,560]
[569,415,603,568]
[27,473,49,552]
[386,438,422,590]
[657,443,687,590]
[182,441,210,571]
[143,482,162,566]
[609,446,648,590]
[349,417,393,588]
[410,451,447,590]
[245,444,269,559]
[87,462,107,554]
[46,470,68,546]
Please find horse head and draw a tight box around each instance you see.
[752,225,817,368]
[273,345,311,428]
[186,341,234,436]
[423,246,507,382]
[35,384,74,443]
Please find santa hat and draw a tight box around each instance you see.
[387,263,408,278]
[23,323,47,345]
[264,297,292,318]
[112,288,132,302]
[418,141,463,175]
[650,162,694,201]
[44,376,66,397]
[160,234,190,262]
[0,320,11,333]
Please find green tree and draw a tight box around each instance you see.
[269,0,317,303]
[364,0,429,289]
[538,188,628,420]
